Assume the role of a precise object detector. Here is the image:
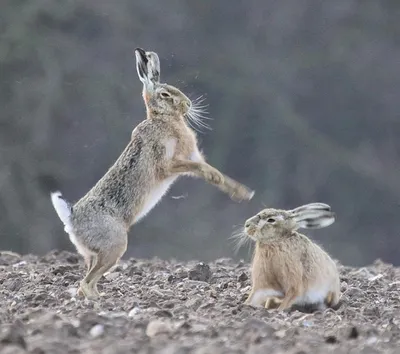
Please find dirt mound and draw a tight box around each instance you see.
[0,250,399,353]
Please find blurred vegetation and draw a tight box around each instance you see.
[1,0,399,266]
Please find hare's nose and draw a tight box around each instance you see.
[245,215,260,228]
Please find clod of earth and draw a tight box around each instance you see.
[187,262,212,282]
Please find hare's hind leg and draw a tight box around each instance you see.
[277,287,300,311]
[79,247,126,299]
[78,231,127,300]
[77,254,96,296]
[170,160,254,201]
[83,254,96,271]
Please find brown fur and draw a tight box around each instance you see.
[243,203,340,311]
[51,48,254,299]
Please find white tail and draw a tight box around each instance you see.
[50,191,72,231]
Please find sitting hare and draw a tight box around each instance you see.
[50,48,254,299]
[243,202,340,311]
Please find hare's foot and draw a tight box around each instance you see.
[265,297,282,310]
[244,290,262,307]
[77,281,100,300]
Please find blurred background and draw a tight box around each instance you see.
[1,0,399,266]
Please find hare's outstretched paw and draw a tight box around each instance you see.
[230,186,254,202]
[223,179,254,202]
[204,168,224,185]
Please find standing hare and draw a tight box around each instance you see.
[50,48,254,299]
[243,202,340,311]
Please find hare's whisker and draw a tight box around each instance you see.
[193,95,206,103]
[190,107,210,115]
[191,112,212,120]
[186,117,202,133]
[229,225,251,255]
[187,111,212,131]
[192,102,209,109]
[186,95,213,132]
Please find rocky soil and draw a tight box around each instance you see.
[0,250,400,353]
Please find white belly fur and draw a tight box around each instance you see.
[135,176,178,223]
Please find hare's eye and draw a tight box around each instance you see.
[160,92,171,98]
[266,218,276,223]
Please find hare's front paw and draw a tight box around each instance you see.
[230,185,255,202]
[204,169,224,185]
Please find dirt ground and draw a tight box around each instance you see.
[0,250,400,354]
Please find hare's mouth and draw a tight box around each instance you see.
[244,226,257,240]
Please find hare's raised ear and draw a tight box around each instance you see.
[290,203,331,214]
[146,51,160,83]
[289,203,335,229]
[134,48,160,90]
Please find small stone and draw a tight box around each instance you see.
[238,272,248,282]
[167,275,176,282]
[302,320,314,327]
[104,272,119,281]
[188,263,212,282]
[185,297,202,311]
[208,290,217,298]
[66,287,78,297]
[348,326,359,339]
[365,337,378,345]
[89,324,104,338]
[145,319,172,337]
[240,285,251,294]
[325,335,338,344]
[274,330,286,339]
[128,307,140,317]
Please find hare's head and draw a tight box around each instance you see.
[135,48,209,129]
[135,48,191,117]
[244,203,335,243]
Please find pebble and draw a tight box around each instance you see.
[188,263,212,282]
[66,287,78,297]
[104,272,119,281]
[128,307,141,317]
[146,319,173,337]
[89,324,104,338]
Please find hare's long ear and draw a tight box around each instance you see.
[146,51,160,84]
[290,203,331,214]
[289,203,335,229]
[134,48,160,90]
